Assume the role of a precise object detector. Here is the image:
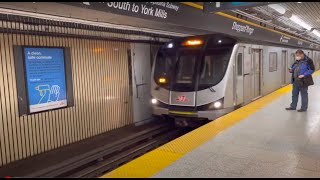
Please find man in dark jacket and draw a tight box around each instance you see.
[286,49,314,112]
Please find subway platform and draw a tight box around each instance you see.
[102,71,320,178]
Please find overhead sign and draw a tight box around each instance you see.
[68,2,181,20]
[24,47,68,113]
[280,35,291,43]
[232,21,255,35]
[58,2,320,50]
[203,2,276,13]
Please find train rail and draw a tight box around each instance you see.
[63,126,189,178]
[1,118,194,178]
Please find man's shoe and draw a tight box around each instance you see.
[297,109,307,112]
[285,107,296,110]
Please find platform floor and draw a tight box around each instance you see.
[102,71,320,178]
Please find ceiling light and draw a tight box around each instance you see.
[312,30,320,38]
[268,4,286,14]
[297,2,302,3]
[289,15,312,31]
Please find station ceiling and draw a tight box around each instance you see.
[281,2,320,30]
[193,2,320,43]
[0,2,320,44]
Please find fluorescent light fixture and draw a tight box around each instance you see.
[268,4,286,14]
[268,3,319,39]
[290,15,312,31]
[312,30,320,37]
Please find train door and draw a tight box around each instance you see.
[235,46,244,105]
[252,49,262,99]
[290,52,295,66]
[314,52,319,70]
[281,50,288,86]
[243,46,252,105]
[314,52,316,70]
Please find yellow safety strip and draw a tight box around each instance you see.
[101,71,320,178]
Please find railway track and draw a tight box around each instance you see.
[24,118,193,178]
[64,126,188,178]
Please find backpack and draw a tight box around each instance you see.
[306,56,315,71]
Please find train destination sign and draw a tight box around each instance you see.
[24,47,68,113]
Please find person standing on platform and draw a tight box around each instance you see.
[286,49,314,112]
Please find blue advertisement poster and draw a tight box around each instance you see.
[24,47,67,113]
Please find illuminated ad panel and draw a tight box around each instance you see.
[23,47,67,113]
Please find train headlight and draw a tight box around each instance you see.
[158,77,167,84]
[151,98,158,104]
[167,43,173,48]
[214,101,222,108]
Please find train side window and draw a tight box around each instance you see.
[269,52,277,72]
[237,53,243,76]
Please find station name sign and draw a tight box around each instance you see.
[79,2,181,20]
[280,35,290,43]
[232,22,254,35]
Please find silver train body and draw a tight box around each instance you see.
[151,34,320,123]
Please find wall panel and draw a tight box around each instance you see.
[0,32,133,166]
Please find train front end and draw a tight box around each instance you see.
[151,34,237,126]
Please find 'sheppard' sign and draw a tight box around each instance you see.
[83,2,180,19]
[231,22,254,35]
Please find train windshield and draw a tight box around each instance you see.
[153,36,235,92]
[154,49,199,91]
[153,50,175,89]
[198,47,233,90]
[173,50,199,91]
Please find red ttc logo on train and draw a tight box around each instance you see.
[176,95,189,102]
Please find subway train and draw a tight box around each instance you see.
[150,33,320,126]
